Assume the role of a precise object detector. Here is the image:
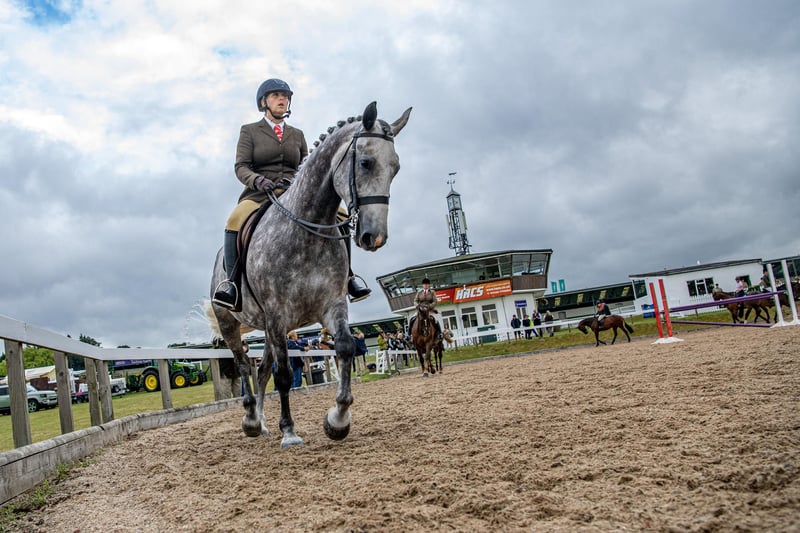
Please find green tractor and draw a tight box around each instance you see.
[126,360,207,393]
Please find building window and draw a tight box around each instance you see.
[481,304,499,325]
[441,310,458,331]
[461,307,478,329]
[632,280,647,298]
[687,278,715,297]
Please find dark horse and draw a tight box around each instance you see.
[577,315,634,346]
[430,329,453,374]
[742,291,790,324]
[712,291,770,324]
[411,304,438,376]
[210,102,411,448]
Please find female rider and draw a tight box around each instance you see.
[212,78,371,310]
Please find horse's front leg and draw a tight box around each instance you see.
[427,346,436,375]
[416,348,426,374]
[323,316,356,441]
[270,342,303,448]
[594,330,606,346]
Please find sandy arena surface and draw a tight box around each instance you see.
[10,326,800,532]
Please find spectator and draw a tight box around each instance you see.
[532,311,542,338]
[377,331,388,351]
[278,330,309,389]
[353,331,368,372]
[396,330,411,365]
[522,314,532,339]
[319,328,335,349]
[387,331,400,350]
[397,330,410,349]
[510,314,522,339]
[544,310,554,337]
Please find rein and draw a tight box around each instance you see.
[267,127,394,240]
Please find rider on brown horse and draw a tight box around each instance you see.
[595,299,611,326]
[408,278,442,339]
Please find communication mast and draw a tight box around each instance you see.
[446,173,471,256]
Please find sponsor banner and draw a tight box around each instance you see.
[431,280,513,305]
[447,280,512,304]
[514,299,528,308]
[434,288,455,305]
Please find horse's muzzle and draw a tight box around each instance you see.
[358,232,385,251]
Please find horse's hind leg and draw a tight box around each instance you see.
[213,306,262,437]
[611,327,618,345]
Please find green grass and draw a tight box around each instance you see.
[0,311,735,453]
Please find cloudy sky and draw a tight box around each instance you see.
[1,0,798,348]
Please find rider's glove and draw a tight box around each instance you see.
[253,176,276,193]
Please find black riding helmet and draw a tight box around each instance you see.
[256,78,293,112]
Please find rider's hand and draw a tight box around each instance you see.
[253,176,276,193]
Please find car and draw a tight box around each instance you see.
[0,383,59,414]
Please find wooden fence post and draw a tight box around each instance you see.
[53,350,74,434]
[97,361,114,423]
[209,358,225,401]
[84,358,102,427]
[158,359,173,409]
[4,339,31,448]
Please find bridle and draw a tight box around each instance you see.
[267,126,394,240]
[416,304,430,337]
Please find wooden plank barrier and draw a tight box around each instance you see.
[0,313,344,505]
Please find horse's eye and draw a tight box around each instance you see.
[359,157,374,170]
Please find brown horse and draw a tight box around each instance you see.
[430,329,453,374]
[411,304,438,376]
[712,291,769,323]
[577,315,634,346]
[743,291,791,324]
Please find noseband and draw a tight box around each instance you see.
[267,126,395,240]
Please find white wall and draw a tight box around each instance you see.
[632,262,763,313]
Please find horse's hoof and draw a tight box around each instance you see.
[323,407,351,441]
[280,434,304,448]
[242,417,262,438]
[422,372,428,378]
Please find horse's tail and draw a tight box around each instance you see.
[624,321,634,334]
[204,300,255,338]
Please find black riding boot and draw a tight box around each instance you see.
[344,233,371,303]
[212,230,241,311]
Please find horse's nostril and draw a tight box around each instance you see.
[360,233,375,248]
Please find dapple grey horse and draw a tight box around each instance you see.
[210,102,411,447]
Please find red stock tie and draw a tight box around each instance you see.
[274,124,283,141]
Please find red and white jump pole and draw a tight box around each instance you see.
[650,279,683,344]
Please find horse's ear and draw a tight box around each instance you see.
[362,102,377,130]
[390,106,412,137]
